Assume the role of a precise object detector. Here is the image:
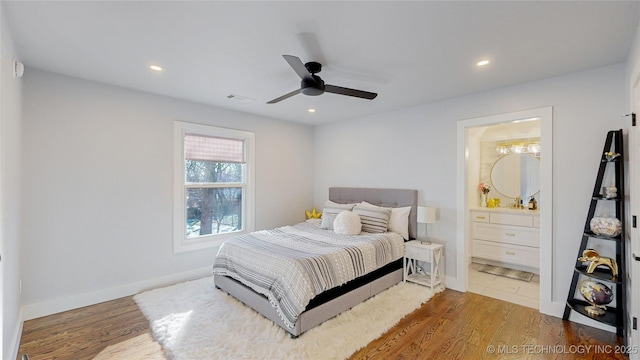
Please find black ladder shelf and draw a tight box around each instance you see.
[562,129,626,337]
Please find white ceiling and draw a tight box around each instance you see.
[4,1,639,125]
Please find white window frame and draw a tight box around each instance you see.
[173,121,255,253]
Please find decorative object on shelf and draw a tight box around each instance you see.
[478,182,490,207]
[510,195,525,209]
[417,206,436,242]
[589,216,622,237]
[528,197,537,210]
[486,198,501,208]
[577,249,619,277]
[305,207,322,219]
[579,279,614,316]
[604,151,620,161]
[602,186,617,199]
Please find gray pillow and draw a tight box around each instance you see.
[320,202,356,229]
[353,204,391,233]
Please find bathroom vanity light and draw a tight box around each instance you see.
[495,140,540,155]
[496,145,510,154]
[527,143,541,153]
[511,144,525,153]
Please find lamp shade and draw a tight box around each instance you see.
[417,206,436,224]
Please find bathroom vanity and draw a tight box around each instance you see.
[471,208,540,271]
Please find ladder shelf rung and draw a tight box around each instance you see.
[591,196,621,201]
[573,266,622,284]
[566,299,622,328]
[582,231,621,241]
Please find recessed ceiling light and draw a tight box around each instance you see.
[149,65,163,71]
[308,108,316,113]
[477,60,490,67]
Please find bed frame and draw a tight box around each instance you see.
[214,187,418,338]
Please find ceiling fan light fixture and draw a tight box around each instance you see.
[301,76,324,96]
[267,55,377,104]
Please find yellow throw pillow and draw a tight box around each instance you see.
[305,207,322,219]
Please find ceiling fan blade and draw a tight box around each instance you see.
[267,89,301,104]
[283,55,313,81]
[325,84,378,100]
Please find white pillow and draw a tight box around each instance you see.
[358,201,391,212]
[333,211,362,235]
[359,201,411,239]
[389,206,411,240]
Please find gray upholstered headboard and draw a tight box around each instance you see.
[328,187,418,240]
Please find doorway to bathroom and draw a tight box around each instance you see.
[456,107,553,314]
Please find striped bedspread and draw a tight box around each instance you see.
[212,220,404,329]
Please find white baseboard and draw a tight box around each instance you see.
[22,266,212,321]
[444,275,464,292]
[8,307,24,360]
[549,300,566,317]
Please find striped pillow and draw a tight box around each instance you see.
[353,204,391,233]
[320,202,356,229]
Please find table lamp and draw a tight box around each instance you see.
[417,206,436,244]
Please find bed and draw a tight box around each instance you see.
[213,187,418,337]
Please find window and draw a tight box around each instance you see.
[174,121,255,252]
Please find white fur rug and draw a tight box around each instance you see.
[134,276,437,360]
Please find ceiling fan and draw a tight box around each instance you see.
[267,55,378,104]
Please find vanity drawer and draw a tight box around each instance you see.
[470,211,490,223]
[533,216,540,228]
[472,222,539,248]
[489,213,533,227]
[473,239,539,268]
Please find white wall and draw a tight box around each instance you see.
[314,64,627,309]
[1,4,24,359]
[20,69,314,318]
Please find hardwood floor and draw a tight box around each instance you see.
[18,289,625,360]
[350,290,626,360]
[18,297,165,360]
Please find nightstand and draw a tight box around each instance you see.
[403,240,444,289]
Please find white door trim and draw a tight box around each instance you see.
[628,77,640,358]
[455,107,553,315]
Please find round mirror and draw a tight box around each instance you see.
[490,154,540,198]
